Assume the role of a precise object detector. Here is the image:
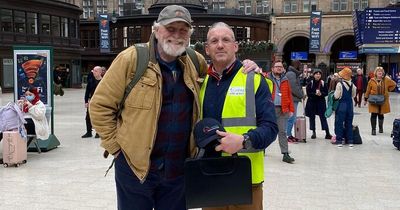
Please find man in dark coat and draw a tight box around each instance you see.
[82,66,102,138]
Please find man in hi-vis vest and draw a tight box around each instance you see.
[200,22,278,210]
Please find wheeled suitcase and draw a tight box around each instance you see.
[295,99,307,143]
[295,116,307,142]
[2,131,27,167]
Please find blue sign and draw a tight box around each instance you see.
[309,11,322,52]
[362,8,400,44]
[98,14,110,53]
[352,10,365,47]
[339,51,358,60]
[291,52,308,60]
[358,46,400,54]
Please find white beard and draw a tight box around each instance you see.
[160,39,187,57]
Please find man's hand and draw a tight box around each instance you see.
[242,59,261,74]
[288,112,294,118]
[215,130,244,154]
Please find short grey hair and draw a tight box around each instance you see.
[207,22,235,41]
[152,21,194,35]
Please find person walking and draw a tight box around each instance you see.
[200,22,278,210]
[305,69,332,139]
[82,66,102,138]
[352,68,368,108]
[364,66,396,135]
[333,67,356,148]
[267,60,295,163]
[285,60,304,142]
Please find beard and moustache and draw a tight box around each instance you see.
[158,38,188,57]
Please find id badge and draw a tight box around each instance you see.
[278,93,282,96]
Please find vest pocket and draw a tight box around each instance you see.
[125,76,157,109]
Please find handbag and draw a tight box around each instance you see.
[368,81,385,105]
[368,94,385,105]
[184,155,252,208]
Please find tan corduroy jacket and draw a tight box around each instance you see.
[365,76,396,114]
[89,34,207,182]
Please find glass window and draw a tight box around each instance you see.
[332,0,339,11]
[81,30,89,47]
[245,1,251,14]
[284,1,290,13]
[239,1,245,12]
[340,0,348,11]
[27,13,38,34]
[303,0,310,12]
[51,16,60,36]
[212,0,225,11]
[262,0,270,13]
[291,0,298,13]
[1,9,12,32]
[354,0,368,10]
[70,19,77,38]
[111,28,118,48]
[41,14,50,35]
[14,10,25,33]
[61,17,68,37]
[284,0,297,13]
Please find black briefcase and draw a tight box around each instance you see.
[184,155,252,208]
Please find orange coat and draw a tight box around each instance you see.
[267,73,295,113]
[365,76,396,114]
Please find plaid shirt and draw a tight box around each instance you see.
[150,58,194,179]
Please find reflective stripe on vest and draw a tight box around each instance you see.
[265,77,273,94]
[199,68,265,184]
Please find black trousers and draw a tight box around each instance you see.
[85,108,92,133]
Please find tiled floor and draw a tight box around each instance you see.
[1,89,399,210]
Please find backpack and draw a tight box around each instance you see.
[116,43,200,117]
[103,44,201,164]
[324,91,339,118]
[392,119,400,150]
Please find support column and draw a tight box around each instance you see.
[315,53,331,67]
[366,54,379,74]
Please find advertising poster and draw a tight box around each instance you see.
[99,14,110,53]
[13,48,51,106]
[309,11,322,52]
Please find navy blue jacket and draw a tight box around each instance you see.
[202,60,278,149]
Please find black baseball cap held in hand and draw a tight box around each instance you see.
[194,118,225,148]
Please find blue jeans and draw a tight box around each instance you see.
[115,153,186,210]
[286,101,298,136]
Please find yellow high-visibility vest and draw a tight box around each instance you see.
[199,68,265,184]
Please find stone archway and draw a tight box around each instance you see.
[323,29,354,53]
[276,30,309,53]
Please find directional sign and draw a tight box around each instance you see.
[363,8,400,44]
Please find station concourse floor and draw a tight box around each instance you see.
[1,89,400,210]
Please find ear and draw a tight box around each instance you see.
[233,42,238,53]
[205,44,210,56]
